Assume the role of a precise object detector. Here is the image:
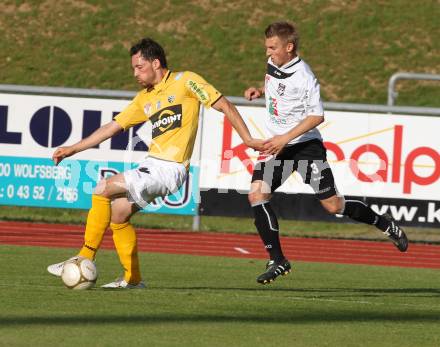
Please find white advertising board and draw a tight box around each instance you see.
[200,105,440,201]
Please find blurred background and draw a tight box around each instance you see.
[1,0,439,106]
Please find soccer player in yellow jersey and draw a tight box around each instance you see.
[47,38,264,288]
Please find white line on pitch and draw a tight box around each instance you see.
[234,247,250,254]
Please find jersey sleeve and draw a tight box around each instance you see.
[113,92,149,130]
[184,71,222,108]
[305,75,324,117]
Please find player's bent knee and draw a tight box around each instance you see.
[248,192,270,206]
[321,199,343,215]
[111,216,130,224]
[248,193,258,205]
[93,178,123,199]
[111,207,133,224]
[325,204,341,215]
[110,208,131,224]
[93,179,108,197]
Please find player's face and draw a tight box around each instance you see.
[131,52,155,88]
[265,36,294,67]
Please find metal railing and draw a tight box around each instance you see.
[228,96,440,117]
[0,84,137,99]
[387,72,440,107]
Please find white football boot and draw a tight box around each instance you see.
[47,256,82,277]
[101,278,146,289]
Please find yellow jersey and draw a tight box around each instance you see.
[114,70,222,168]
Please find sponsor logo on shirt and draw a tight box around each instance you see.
[167,95,175,103]
[144,103,151,115]
[150,104,183,138]
[186,80,210,103]
[277,83,286,96]
[268,97,278,116]
[269,116,289,125]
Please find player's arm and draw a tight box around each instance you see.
[212,96,264,151]
[52,121,123,165]
[244,85,264,100]
[262,115,324,155]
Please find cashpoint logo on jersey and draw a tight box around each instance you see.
[150,104,183,138]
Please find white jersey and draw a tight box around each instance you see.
[264,56,324,145]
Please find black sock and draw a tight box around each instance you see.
[252,202,285,263]
[342,200,389,232]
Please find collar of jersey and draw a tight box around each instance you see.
[282,56,301,70]
[146,70,171,93]
[269,56,301,72]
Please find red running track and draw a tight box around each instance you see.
[1,221,440,269]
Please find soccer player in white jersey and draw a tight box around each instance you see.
[245,21,408,285]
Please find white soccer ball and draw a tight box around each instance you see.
[61,257,98,290]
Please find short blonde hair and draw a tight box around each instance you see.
[265,21,299,52]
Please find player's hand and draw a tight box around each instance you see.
[52,146,76,165]
[245,138,265,152]
[244,87,262,101]
[262,135,289,156]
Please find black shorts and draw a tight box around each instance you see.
[251,139,337,200]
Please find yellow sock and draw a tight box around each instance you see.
[111,222,141,284]
[78,195,111,260]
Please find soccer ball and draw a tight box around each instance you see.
[61,257,98,290]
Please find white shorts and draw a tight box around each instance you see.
[124,157,187,208]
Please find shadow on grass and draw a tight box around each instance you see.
[162,286,440,297]
[1,309,439,326]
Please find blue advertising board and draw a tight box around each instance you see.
[0,155,198,215]
[0,93,200,216]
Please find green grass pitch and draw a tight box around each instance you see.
[1,245,440,346]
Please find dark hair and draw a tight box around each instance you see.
[130,38,168,68]
[265,21,299,52]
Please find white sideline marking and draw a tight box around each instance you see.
[234,247,250,254]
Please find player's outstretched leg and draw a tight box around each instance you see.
[380,213,408,252]
[47,194,111,276]
[342,200,408,252]
[257,259,292,285]
[252,201,292,284]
